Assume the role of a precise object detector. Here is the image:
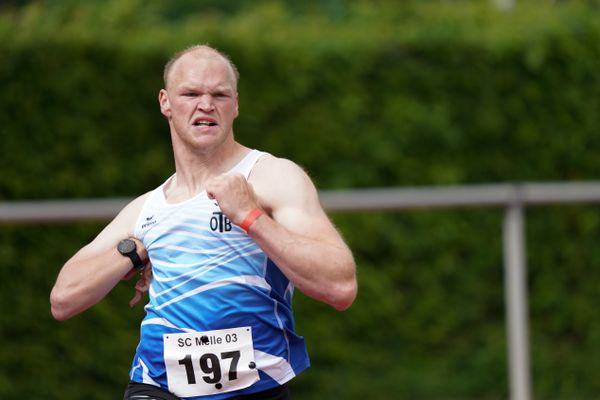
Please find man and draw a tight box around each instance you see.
[50,44,357,400]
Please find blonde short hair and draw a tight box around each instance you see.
[162,44,240,89]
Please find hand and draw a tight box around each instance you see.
[129,266,153,307]
[205,173,260,225]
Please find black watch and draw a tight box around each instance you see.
[117,239,145,271]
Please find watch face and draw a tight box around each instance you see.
[118,239,136,254]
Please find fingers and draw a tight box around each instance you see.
[205,173,258,223]
[206,173,243,197]
[129,266,153,307]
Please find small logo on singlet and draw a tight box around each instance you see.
[142,215,157,229]
[210,212,232,232]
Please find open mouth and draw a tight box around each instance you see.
[192,118,218,127]
[193,121,217,127]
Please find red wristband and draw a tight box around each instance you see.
[240,208,263,233]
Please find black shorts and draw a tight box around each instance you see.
[123,382,290,400]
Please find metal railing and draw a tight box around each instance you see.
[3,181,600,400]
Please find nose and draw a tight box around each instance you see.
[197,94,215,112]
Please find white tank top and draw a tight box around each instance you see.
[128,149,310,399]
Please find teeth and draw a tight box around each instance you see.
[194,121,216,126]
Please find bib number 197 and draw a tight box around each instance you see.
[178,350,240,385]
[164,327,259,397]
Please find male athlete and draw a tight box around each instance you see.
[50,45,357,400]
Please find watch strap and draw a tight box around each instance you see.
[118,239,146,271]
[126,250,145,271]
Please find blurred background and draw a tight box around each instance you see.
[1,0,600,399]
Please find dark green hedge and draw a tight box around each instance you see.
[1,1,600,399]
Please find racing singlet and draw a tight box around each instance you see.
[129,150,310,399]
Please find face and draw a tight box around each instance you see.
[159,51,239,153]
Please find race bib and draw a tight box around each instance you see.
[164,327,259,397]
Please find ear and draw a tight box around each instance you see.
[159,89,171,118]
[234,94,239,118]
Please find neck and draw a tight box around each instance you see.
[166,136,249,203]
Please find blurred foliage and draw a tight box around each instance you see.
[1,0,600,399]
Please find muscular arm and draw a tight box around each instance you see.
[206,156,357,311]
[50,193,149,320]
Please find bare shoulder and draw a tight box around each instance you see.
[251,154,311,186]
[249,154,322,216]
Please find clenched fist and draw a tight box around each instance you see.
[205,173,261,225]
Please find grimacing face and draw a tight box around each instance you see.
[159,51,239,152]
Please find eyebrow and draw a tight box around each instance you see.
[176,85,235,94]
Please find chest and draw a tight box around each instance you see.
[137,198,263,281]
